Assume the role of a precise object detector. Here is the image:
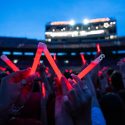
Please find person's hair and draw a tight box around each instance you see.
[100,93,125,125]
[111,71,124,92]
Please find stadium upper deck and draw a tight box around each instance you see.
[45,17,117,42]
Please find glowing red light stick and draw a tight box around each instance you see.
[30,42,43,75]
[96,43,101,53]
[41,43,63,80]
[80,53,86,65]
[77,54,105,79]
[0,55,20,72]
[42,83,46,97]
[0,66,6,71]
[53,53,56,61]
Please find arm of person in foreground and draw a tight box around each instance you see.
[84,73,106,125]
[55,75,92,125]
[0,68,36,124]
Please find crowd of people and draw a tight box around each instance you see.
[0,53,125,125]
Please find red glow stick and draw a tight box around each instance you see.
[0,66,6,71]
[96,43,101,53]
[53,53,56,61]
[41,43,63,80]
[80,53,86,65]
[30,42,43,75]
[77,54,105,79]
[0,55,20,72]
[42,83,46,97]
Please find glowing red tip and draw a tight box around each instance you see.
[1,55,20,72]
[78,54,105,79]
[30,42,43,75]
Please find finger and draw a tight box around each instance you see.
[71,74,81,83]
[19,74,37,87]
[68,78,75,86]
[9,68,31,82]
[61,76,72,95]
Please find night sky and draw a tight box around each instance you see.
[0,0,124,40]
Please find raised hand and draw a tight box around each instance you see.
[0,68,37,124]
[55,74,92,125]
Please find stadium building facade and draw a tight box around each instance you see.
[45,17,117,43]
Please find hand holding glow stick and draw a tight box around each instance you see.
[30,42,43,75]
[41,43,63,80]
[77,54,105,79]
[0,55,20,72]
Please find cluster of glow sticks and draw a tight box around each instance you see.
[0,42,105,89]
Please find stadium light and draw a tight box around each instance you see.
[70,20,75,26]
[83,18,89,25]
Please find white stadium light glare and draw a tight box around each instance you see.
[83,19,89,25]
[70,20,75,25]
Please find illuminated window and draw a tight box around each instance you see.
[13,52,22,55]
[110,35,116,39]
[13,59,18,64]
[63,28,66,31]
[46,38,51,42]
[64,60,69,64]
[2,51,11,55]
[76,27,79,30]
[96,26,99,29]
[24,52,34,56]
[88,27,90,30]
[112,22,116,24]
[104,23,109,28]
[52,29,55,32]
[40,60,43,63]
[71,52,76,56]
[57,52,67,56]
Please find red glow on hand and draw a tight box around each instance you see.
[66,80,73,91]
[78,54,105,79]
[1,55,19,72]
[80,53,86,65]
[96,43,101,53]
[42,83,46,97]
[63,76,73,91]
[30,42,43,75]
[42,43,63,80]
